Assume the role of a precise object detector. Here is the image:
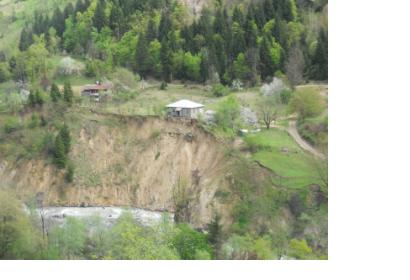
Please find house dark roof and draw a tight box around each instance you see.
[81,84,112,91]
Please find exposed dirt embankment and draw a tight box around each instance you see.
[0,114,232,227]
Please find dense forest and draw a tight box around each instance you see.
[1,0,327,87]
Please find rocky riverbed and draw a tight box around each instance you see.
[33,206,174,229]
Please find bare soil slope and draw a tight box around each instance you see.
[0,114,233,227]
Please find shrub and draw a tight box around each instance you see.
[53,133,67,168]
[172,224,212,260]
[212,83,229,97]
[0,92,23,113]
[160,81,168,90]
[85,59,97,77]
[28,113,40,128]
[288,193,305,217]
[231,79,244,91]
[50,83,61,102]
[0,62,10,82]
[289,89,325,120]
[214,95,241,132]
[63,81,74,105]
[288,239,314,260]
[280,89,292,104]
[3,116,21,134]
[58,57,84,76]
[65,163,74,183]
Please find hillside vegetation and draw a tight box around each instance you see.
[0,0,328,260]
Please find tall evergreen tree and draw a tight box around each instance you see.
[231,22,246,59]
[109,2,125,39]
[60,124,71,153]
[93,0,107,32]
[18,27,33,51]
[264,0,275,19]
[63,3,75,20]
[259,36,275,80]
[310,29,328,80]
[232,6,245,27]
[146,17,158,42]
[135,34,150,78]
[199,49,210,83]
[54,133,67,168]
[158,10,172,41]
[34,90,44,107]
[160,38,172,82]
[244,19,258,48]
[50,83,61,102]
[63,81,74,105]
[51,8,65,37]
[75,0,87,14]
[28,92,36,107]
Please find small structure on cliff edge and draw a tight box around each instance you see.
[166,99,204,119]
[81,81,113,102]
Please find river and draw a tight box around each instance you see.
[33,206,174,229]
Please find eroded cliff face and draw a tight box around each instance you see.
[0,115,233,227]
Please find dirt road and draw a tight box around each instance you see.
[287,120,325,159]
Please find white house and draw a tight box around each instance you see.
[166,99,204,119]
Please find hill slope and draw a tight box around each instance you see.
[0,112,239,227]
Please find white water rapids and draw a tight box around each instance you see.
[32,206,174,229]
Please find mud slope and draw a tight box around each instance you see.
[0,114,233,227]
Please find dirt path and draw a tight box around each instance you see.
[287,120,325,160]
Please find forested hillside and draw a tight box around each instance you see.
[0,0,328,260]
[0,0,327,87]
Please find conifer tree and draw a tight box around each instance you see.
[259,36,275,79]
[28,92,36,107]
[264,0,275,20]
[232,6,245,27]
[63,81,74,105]
[51,8,65,37]
[93,0,107,32]
[19,27,33,51]
[63,3,75,19]
[135,35,150,78]
[310,29,328,80]
[158,10,172,41]
[60,124,71,152]
[50,83,61,102]
[160,38,172,82]
[146,17,158,42]
[34,90,44,107]
[109,2,125,39]
[54,133,67,168]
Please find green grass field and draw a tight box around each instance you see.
[245,129,324,189]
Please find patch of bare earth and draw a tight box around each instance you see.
[0,115,235,227]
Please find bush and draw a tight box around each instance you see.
[3,116,21,134]
[160,81,168,90]
[231,79,244,91]
[28,113,40,128]
[65,163,74,183]
[289,89,325,120]
[288,193,305,218]
[288,239,314,260]
[58,57,84,76]
[85,59,97,77]
[0,92,23,113]
[172,224,212,260]
[212,83,229,97]
[0,62,10,82]
[214,95,241,132]
[280,89,292,104]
